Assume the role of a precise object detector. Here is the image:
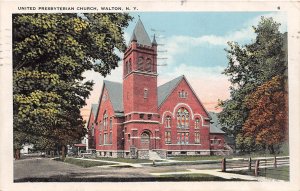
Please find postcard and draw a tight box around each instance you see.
[0,0,300,191]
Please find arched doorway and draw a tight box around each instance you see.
[140,131,151,150]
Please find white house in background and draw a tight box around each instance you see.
[20,143,34,154]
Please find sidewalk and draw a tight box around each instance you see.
[150,168,285,182]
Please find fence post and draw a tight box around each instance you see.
[221,158,226,172]
[274,156,277,168]
[255,160,260,176]
[248,157,252,171]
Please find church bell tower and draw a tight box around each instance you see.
[122,18,160,151]
[123,18,158,115]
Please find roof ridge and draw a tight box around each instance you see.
[158,75,184,88]
[157,75,184,107]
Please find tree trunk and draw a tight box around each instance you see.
[14,149,20,160]
[61,145,66,161]
[268,145,275,154]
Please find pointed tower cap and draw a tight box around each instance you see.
[131,32,137,42]
[129,18,152,46]
[152,34,158,46]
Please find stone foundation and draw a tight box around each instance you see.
[96,150,125,158]
[95,149,216,158]
[137,150,149,159]
[211,150,230,156]
[167,150,211,156]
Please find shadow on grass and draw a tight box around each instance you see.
[14,173,252,182]
[54,157,115,168]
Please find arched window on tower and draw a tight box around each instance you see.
[145,58,152,72]
[137,56,144,71]
[125,61,128,74]
[177,107,189,128]
[128,59,132,73]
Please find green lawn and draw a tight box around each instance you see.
[235,153,288,159]
[227,166,289,181]
[94,157,153,163]
[169,155,231,161]
[64,157,114,168]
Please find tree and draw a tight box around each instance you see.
[13,13,132,159]
[218,17,287,153]
[243,75,288,154]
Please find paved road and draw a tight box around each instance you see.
[14,157,222,182]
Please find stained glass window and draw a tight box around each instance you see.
[177,107,189,128]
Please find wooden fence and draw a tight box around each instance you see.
[221,156,289,178]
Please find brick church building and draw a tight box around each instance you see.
[86,19,227,159]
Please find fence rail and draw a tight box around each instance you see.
[221,156,289,179]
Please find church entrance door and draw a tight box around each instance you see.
[141,131,150,150]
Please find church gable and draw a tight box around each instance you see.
[103,80,123,113]
[158,76,210,120]
[87,104,98,128]
[95,80,123,122]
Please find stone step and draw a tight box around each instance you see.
[149,150,162,160]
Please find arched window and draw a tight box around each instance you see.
[145,58,152,72]
[103,111,108,130]
[109,117,112,129]
[195,118,200,129]
[137,56,144,70]
[128,59,132,73]
[125,61,128,74]
[177,107,189,128]
[91,124,94,136]
[165,116,171,128]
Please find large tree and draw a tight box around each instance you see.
[13,13,132,159]
[243,75,288,154]
[218,17,287,153]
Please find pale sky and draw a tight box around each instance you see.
[80,12,287,121]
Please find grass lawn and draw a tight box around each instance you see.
[158,173,250,181]
[64,157,114,168]
[169,155,231,161]
[235,153,288,159]
[94,157,153,163]
[227,166,289,181]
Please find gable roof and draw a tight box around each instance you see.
[157,75,184,106]
[129,18,152,47]
[209,112,225,134]
[87,103,99,127]
[103,80,123,113]
[91,104,98,116]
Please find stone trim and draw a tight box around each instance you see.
[123,120,159,124]
[166,144,202,146]
[124,111,159,116]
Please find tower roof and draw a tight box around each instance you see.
[129,18,152,46]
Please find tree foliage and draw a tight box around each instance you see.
[13,13,132,157]
[243,75,288,154]
[218,17,287,153]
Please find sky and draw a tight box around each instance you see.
[80,11,287,121]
